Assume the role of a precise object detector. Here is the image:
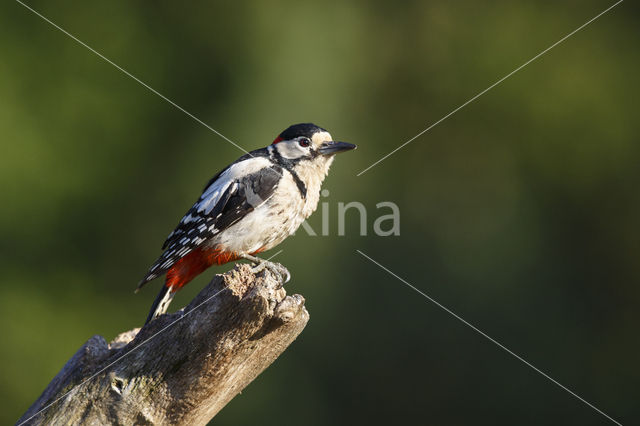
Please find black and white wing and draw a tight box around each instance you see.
[137,155,281,288]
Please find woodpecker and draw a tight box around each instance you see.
[136,123,356,324]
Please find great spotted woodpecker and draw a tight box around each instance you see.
[137,123,356,324]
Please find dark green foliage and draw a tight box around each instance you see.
[2,1,638,425]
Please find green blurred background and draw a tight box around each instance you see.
[2,1,638,424]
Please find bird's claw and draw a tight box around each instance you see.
[251,260,291,285]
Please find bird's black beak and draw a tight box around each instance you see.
[318,141,357,155]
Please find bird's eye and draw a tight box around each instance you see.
[298,137,311,147]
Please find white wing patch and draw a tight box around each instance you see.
[197,158,271,215]
[198,181,234,214]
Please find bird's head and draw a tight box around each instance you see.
[270,123,356,176]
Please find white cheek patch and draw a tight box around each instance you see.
[277,141,307,159]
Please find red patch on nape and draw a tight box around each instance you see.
[165,247,241,292]
[272,136,283,144]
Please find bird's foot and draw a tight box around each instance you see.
[242,254,291,285]
[252,261,291,285]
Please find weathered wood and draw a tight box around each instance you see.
[18,264,308,425]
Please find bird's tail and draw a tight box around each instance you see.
[144,285,175,325]
[140,248,226,324]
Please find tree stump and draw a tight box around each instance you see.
[18,264,309,425]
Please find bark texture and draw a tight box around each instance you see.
[18,264,308,425]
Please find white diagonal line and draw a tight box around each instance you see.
[356,0,624,176]
[356,250,622,426]
[15,0,250,156]
[266,249,284,261]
